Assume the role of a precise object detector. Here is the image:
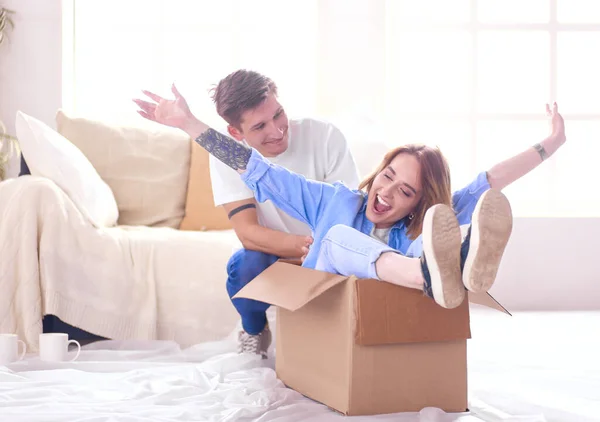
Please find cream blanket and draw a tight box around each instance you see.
[0,176,240,351]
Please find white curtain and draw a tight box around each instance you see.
[67,0,600,217]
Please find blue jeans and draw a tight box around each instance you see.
[315,224,396,279]
[226,249,279,335]
[316,224,472,277]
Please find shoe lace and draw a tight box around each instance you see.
[238,331,261,354]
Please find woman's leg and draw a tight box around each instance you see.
[373,252,425,290]
[315,224,397,279]
[316,205,465,309]
[316,224,424,289]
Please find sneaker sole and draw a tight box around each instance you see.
[422,204,465,309]
[462,189,513,293]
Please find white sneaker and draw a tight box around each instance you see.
[461,189,513,293]
[421,204,465,309]
[238,324,272,359]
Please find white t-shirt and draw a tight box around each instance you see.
[210,118,360,236]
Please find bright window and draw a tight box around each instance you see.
[67,0,600,217]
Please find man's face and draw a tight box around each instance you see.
[227,92,289,157]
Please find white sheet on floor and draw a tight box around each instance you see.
[1,308,598,422]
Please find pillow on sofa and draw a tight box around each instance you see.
[179,141,231,231]
[15,111,119,227]
[56,110,190,228]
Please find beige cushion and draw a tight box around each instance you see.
[56,110,190,228]
[179,142,231,231]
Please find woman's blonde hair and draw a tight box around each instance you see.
[359,144,452,239]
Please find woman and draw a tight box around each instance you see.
[134,85,566,349]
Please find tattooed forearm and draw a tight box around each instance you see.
[195,128,252,171]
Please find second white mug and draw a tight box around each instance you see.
[39,333,81,362]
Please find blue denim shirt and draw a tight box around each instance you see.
[241,149,490,268]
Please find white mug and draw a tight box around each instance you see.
[0,333,27,365]
[39,333,81,362]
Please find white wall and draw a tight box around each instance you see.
[491,218,600,311]
[0,0,63,177]
[0,0,598,311]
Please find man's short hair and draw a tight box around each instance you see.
[210,70,278,129]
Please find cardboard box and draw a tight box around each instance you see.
[235,261,509,416]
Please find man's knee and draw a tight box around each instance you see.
[226,249,278,286]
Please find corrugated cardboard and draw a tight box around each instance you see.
[234,261,509,416]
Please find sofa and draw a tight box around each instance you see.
[2,109,389,350]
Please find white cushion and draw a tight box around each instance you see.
[15,111,119,227]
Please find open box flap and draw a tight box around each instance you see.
[468,292,511,315]
[234,261,349,311]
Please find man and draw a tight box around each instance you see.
[208,70,359,357]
